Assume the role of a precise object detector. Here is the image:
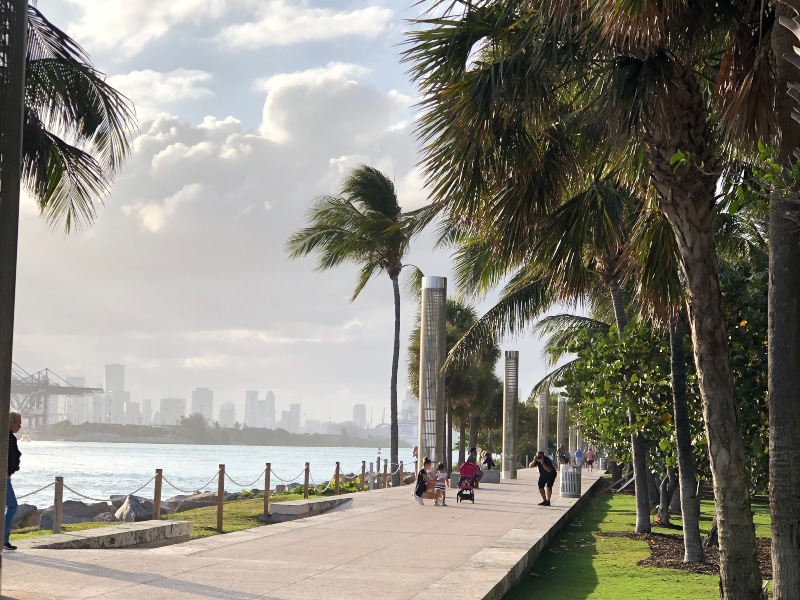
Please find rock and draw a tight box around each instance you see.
[403,474,416,485]
[94,512,117,522]
[115,496,152,522]
[11,504,37,529]
[275,485,287,493]
[39,500,111,529]
[287,483,300,491]
[166,491,220,513]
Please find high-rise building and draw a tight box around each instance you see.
[142,399,152,425]
[244,391,258,427]
[191,388,214,421]
[353,404,367,429]
[265,391,276,429]
[91,393,105,423]
[126,401,141,425]
[104,364,128,424]
[255,400,268,428]
[159,397,186,425]
[289,403,301,434]
[219,402,236,428]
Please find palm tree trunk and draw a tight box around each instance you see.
[769,5,800,596]
[608,279,650,533]
[458,408,466,466]
[390,274,400,486]
[644,65,761,598]
[0,0,28,567]
[446,404,453,473]
[468,414,477,450]
[670,314,704,562]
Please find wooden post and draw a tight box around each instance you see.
[334,462,340,496]
[304,462,310,499]
[217,464,224,533]
[400,461,404,485]
[153,469,163,520]
[360,461,366,492]
[264,463,271,517]
[383,459,388,488]
[53,477,63,534]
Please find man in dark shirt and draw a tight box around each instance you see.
[465,447,484,487]
[529,450,556,506]
[5,410,21,550]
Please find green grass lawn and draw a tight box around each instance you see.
[10,493,313,541]
[504,491,771,600]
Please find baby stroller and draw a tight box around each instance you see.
[456,461,480,503]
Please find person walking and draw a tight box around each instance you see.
[466,447,485,487]
[434,462,448,506]
[585,448,595,470]
[529,450,556,506]
[574,447,583,466]
[5,410,22,550]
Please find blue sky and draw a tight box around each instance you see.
[16,0,550,424]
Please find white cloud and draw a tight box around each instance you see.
[218,1,393,49]
[108,69,214,120]
[121,183,204,232]
[183,354,229,369]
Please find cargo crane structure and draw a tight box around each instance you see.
[10,363,102,429]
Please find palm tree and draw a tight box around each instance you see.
[0,1,135,560]
[287,165,430,486]
[405,3,766,594]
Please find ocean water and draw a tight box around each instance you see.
[10,441,417,508]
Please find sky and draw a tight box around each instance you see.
[16,0,553,425]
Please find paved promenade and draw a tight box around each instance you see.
[1,468,605,600]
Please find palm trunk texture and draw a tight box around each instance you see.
[645,66,761,598]
[670,315,704,562]
[390,275,400,486]
[0,1,28,583]
[769,5,800,597]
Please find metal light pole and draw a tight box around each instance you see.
[417,276,446,468]
[501,351,519,479]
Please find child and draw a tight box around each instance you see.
[434,462,448,506]
[414,458,433,505]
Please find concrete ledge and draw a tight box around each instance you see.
[16,520,192,550]
[449,469,501,487]
[262,496,352,523]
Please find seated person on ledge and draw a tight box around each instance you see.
[465,447,485,487]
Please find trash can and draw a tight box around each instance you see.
[598,457,607,471]
[560,465,582,498]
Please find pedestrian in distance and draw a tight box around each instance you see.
[574,447,583,466]
[466,447,485,487]
[529,450,556,506]
[585,448,595,471]
[5,410,22,550]
[434,462,448,506]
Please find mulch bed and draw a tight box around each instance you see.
[597,530,772,579]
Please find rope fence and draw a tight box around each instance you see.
[11,455,415,537]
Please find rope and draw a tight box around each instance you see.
[270,469,306,483]
[161,470,220,494]
[225,468,267,489]
[62,483,110,503]
[127,475,156,497]
[16,482,55,500]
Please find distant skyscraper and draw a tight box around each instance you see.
[353,404,367,429]
[126,401,141,425]
[265,391,276,429]
[219,402,236,428]
[104,364,128,424]
[91,393,105,423]
[191,388,214,421]
[159,397,186,425]
[244,391,258,427]
[142,399,152,425]
[289,403,301,434]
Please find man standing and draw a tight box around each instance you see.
[465,447,485,487]
[529,450,556,506]
[575,447,583,466]
[5,410,21,550]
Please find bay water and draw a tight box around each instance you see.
[11,441,418,508]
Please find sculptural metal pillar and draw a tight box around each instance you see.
[557,396,567,453]
[418,276,446,469]
[501,351,519,479]
[569,426,577,455]
[537,387,550,453]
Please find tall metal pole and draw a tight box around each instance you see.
[557,396,567,453]
[501,351,519,479]
[537,386,550,453]
[417,276,446,468]
[0,1,29,590]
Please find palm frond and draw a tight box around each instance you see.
[533,314,611,367]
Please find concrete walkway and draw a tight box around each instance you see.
[0,468,605,600]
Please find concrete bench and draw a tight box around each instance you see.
[16,520,192,550]
[449,469,501,487]
[262,496,352,522]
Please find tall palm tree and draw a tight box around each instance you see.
[287,165,430,486]
[405,3,767,594]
